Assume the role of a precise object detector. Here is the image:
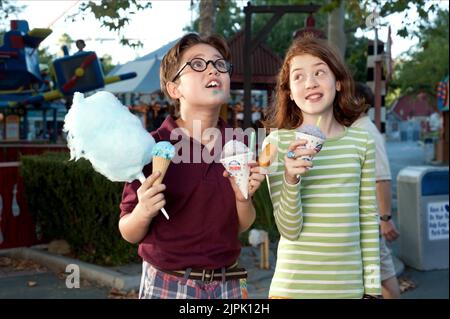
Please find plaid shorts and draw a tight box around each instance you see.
[139,261,248,299]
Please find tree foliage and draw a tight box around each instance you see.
[67,0,151,48]
[0,0,25,29]
[100,54,115,74]
[390,9,449,99]
[185,0,244,39]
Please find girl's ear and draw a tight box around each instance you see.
[166,81,181,100]
[336,81,341,92]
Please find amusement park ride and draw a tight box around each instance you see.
[0,20,136,141]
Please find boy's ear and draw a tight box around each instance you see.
[336,81,341,92]
[166,81,181,100]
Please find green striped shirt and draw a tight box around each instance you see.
[264,127,381,299]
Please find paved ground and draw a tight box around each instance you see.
[0,140,448,299]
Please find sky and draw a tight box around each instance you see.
[6,0,449,66]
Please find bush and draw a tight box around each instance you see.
[20,152,138,266]
[240,178,279,246]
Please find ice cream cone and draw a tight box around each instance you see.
[295,132,325,162]
[220,152,253,199]
[152,156,171,185]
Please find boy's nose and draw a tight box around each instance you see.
[207,63,219,75]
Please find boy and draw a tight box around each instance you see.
[119,33,265,299]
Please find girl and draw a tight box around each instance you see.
[263,35,381,299]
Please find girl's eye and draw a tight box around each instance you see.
[316,70,325,76]
[293,73,303,80]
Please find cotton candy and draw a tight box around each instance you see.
[63,91,155,183]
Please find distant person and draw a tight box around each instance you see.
[251,104,261,124]
[75,39,86,52]
[352,82,401,299]
[234,102,244,127]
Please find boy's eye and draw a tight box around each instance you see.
[216,60,226,68]
[191,59,205,69]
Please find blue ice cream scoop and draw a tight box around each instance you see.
[151,141,176,160]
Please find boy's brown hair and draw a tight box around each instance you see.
[264,35,365,129]
[160,33,231,111]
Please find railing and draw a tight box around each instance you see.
[0,143,67,249]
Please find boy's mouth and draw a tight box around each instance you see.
[206,80,221,88]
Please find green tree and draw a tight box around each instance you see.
[0,0,25,29]
[38,46,56,68]
[67,0,151,48]
[390,9,449,100]
[185,0,244,39]
[100,54,115,74]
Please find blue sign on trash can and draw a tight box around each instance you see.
[397,166,449,270]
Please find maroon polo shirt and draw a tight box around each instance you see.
[120,115,243,270]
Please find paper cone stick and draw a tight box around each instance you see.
[249,132,256,160]
[316,116,322,128]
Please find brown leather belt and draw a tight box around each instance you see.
[154,262,247,282]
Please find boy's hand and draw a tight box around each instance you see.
[284,139,316,185]
[381,219,400,242]
[223,161,267,202]
[136,171,166,220]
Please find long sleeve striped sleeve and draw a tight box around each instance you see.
[359,134,382,295]
[264,131,304,241]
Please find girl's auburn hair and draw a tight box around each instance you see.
[263,35,365,130]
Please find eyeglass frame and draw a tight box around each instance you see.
[171,57,233,82]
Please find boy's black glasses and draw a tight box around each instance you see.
[172,58,233,81]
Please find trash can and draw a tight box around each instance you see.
[397,166,449,270]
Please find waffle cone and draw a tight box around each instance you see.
[152,156,171,185]
[258,143,277,167]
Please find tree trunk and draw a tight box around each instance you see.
[327,0,346,57]
[199,0,217,37]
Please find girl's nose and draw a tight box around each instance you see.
[305,75,318,89]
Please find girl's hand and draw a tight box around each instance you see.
[223,161,267,202]
[284,139,316,185]
[135,171,167,220]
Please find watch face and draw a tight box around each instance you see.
[380,215,391,221]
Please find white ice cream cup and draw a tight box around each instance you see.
[220,152,253,199]
[295,132,325,162]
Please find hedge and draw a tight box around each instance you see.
[20,152,138,266]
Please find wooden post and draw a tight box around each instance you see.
[259,231,270,270]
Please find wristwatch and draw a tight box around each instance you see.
[380,215,392,222]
